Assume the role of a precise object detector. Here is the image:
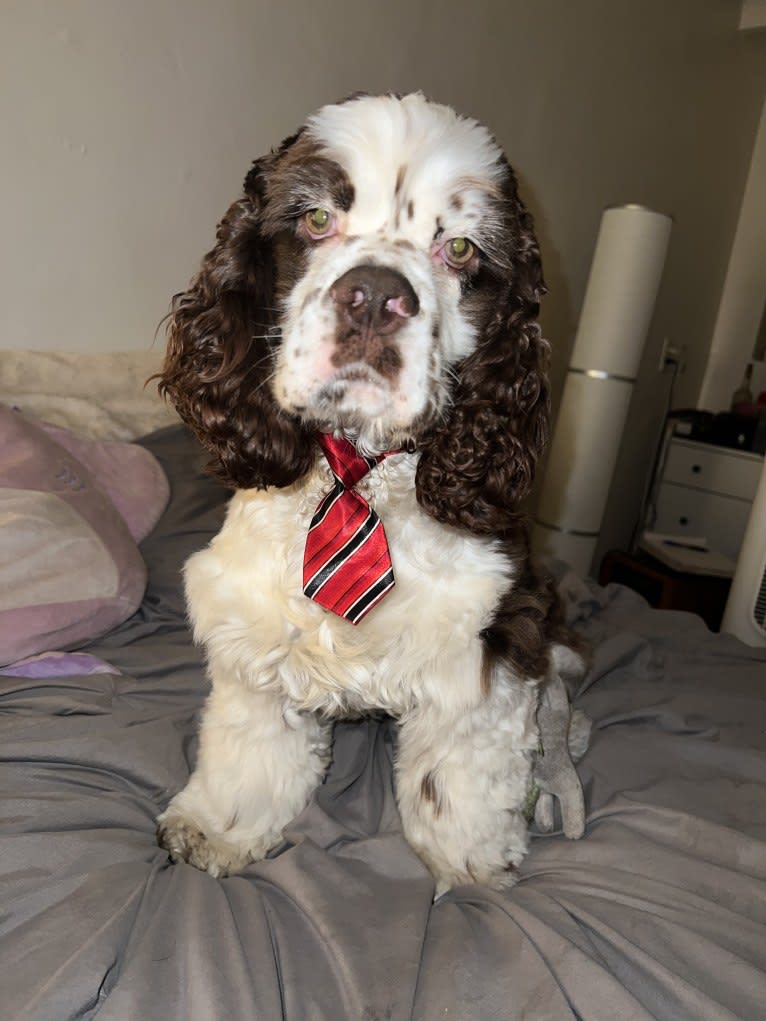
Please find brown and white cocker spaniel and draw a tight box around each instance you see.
[156,92,585,895]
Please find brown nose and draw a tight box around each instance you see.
[330,265,419,336]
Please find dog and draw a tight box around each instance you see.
[156,92,584,895]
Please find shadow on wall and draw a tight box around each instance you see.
[515,171,577,520]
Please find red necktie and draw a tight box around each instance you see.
[303,434,396,625]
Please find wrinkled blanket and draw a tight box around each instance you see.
[2,425,765,1021]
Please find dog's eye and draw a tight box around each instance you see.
[443,237,475,267]
[304,208,335,238]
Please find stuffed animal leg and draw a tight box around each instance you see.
[531,673,591,838]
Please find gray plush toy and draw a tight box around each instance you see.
[527,673,591,838]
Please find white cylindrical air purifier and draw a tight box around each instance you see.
[721,457,766,647]
[533,204,673,577]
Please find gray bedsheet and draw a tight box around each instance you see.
[2,425,765,1021]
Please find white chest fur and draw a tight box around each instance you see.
[184,454,515,718]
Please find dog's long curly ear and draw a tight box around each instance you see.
[157,147,314,490]
[415,167,549,534]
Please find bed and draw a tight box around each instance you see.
[2,359,766,1021]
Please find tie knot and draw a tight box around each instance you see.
[317,434,385,489]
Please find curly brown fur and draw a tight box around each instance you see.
[415,162,549,534]
[157,147,317,490]
[480,535,590,694]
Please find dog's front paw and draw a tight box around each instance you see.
[157,811,255,878]
[421,827,528,899]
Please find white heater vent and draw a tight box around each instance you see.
[754,564,766,634]
[722,458,766,647]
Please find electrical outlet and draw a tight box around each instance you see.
[658,337,685,373]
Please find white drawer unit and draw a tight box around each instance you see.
[652,439,763,561]
[662,440,763,501]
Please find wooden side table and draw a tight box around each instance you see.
[598,549,732,632]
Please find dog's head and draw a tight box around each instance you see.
[160,93,549,533]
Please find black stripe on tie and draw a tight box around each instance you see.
[346,566,395,624]
[308,477,345,530]
[303,510,380,598]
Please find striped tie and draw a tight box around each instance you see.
[303,434,396,625]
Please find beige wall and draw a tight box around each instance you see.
[698,96,766,411]
[2,0,765,555]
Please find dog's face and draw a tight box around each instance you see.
[160,93,549,534]
[256,94,511,451]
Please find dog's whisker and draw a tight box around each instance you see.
[250,367,279,395]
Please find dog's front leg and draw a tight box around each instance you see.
[395,676,539,897]
[158,677,332,877]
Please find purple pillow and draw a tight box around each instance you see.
[0,406,166,665]
[38,421,170,542]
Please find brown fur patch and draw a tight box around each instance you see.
[330,330,403,380]
[256,132,356,234]
[420,771,442,816]
[479,545,588,688]
[480,657,493,698]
